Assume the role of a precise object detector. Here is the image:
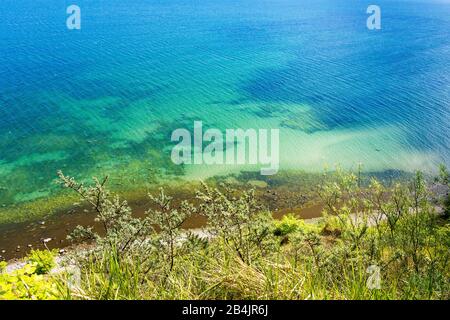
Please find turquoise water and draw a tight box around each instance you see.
[0,0,449,208]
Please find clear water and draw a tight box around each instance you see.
[0,0,449,208]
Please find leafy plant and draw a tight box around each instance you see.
[196,182,274,264]
[27,249,57,275]
[273,213,319,237]
[0,262,59,300]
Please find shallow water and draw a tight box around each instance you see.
[0,0,449,220]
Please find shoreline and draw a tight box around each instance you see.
[0,168,413,261]
[0,201,323,262]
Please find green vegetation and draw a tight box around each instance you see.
[437,164,450,219]
[0,250,59,300]
[273,213,320,237]
[1,167,449,300]
[27,249,58,275]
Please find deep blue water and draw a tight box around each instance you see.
[0,0,449,209]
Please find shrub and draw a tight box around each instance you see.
[55,168,450,300]
[27,249,57,275]
[196,182,275,264]
[273,214,319,237]
[0,262,59,300]
[437,164,450,219]
[320,214,342,237]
